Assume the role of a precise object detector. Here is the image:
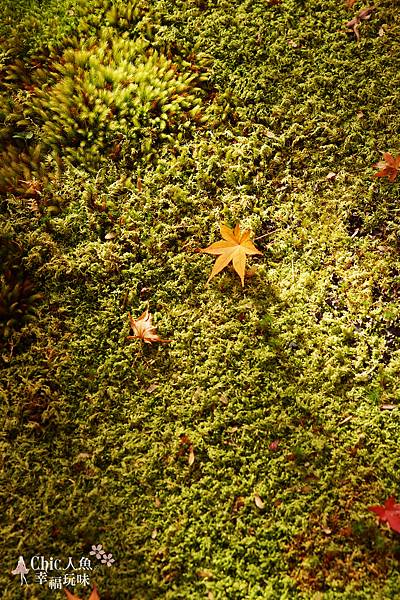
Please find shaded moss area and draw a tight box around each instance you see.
[1,0,400,598]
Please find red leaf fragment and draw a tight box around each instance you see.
[368,496,400,533]
[64,586,100,600]
[373,152,400,182]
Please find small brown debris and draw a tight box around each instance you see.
[146,383,158,393]
[346,6,375,42]
[254,494,265,510]
[188,445,195,466]
[232,496,246,512]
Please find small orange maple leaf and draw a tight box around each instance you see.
[64,586,100,600]
[127,309,171,344]
[373,152,400,182]
[200,223,262,286]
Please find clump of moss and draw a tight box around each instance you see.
[1,1,400,599]
[0,273,42,339]
[0,223,43,340]
[0,0,209,189]
[32,35,206,165]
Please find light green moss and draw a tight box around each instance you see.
[1,0,400,598]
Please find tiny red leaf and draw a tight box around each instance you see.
[368,496,400,534]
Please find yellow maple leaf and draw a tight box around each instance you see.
[200,223,262,286]
[64,585,100,600]
[127,309,171,344]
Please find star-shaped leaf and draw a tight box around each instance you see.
[200,223,262,286]
[368,496,400,533]
[64,586,100,600]
[373,152,400,182]
[127,309,171,344]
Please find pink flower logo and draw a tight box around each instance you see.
[89,544,115,566]
[101,553,115,567]
[89,544,105,560]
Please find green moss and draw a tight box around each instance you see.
[1,0,400,598]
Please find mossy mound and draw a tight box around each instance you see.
[1,1,400,599]
[0,0,210,189]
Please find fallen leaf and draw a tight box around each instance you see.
[200,223,262,286]
[346,0,357,8]
[127,310,171,344]
[254,494,265,509]
[373,152,400,182]
[326,172,337,180]
[346,6,375,41]
[64,586,100,600]
[368,496,400,533]
[151,528,158,539]
[380,404,397,410]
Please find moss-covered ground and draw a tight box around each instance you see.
[1,0,400,598]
